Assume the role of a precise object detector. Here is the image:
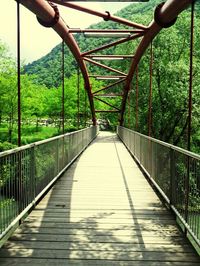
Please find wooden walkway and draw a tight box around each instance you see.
[0,132,199,265]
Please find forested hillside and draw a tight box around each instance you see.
[24,0,158,88]
[1,0,200,153]
[24,0,200,152]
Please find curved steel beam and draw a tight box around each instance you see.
[19,0,96,125]
[19,0,193,127]
[119,0,194,125]
[51,1,148,30]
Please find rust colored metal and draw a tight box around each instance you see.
[37,1,60,27]
[61,40,65,134]
[185,1,195,233]
[148,42,153,137]
[119,0,194,125]
[94,97,120,111]
[51,1,147,30]
[93,78,126,95]
[128,91,131,128]
[95,94,123,98]
[84,57,127,76]
[20,0,96,125]
[77,66,80,129]
[69,29,144,34]
[84,90,87,127]
[20,0,193,126]
[135,66,139,130]
[89,75,126,79]
[187,1,194,152]
[95,110,120,113]
[85,55,134,59]
[17,0,21,147]
[82,33,144,56]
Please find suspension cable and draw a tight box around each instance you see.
[84,88,87,127]
[77,66,80,129]
[17,0,21,147]
[185,1,195,232]
[135,65,139,131]
[187,1,194,152]
[61,40,65,134]
[148,42,153,137]
[128,90,131,128]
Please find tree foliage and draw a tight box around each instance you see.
[0,0,200,153]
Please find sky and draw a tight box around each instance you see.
[0,1,131,63]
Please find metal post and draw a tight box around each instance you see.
[148,42,153,137]
[77,66,80,129]
[128,91,130,128]
[170,149,175,205]
[61,40,65,134]
[17,1,22,225]
[135,65,139,131]
[84,89,87,127]
[17,0,21,147]
[187,2,194,152]
[61,41,65,169]
[185,1,195,234]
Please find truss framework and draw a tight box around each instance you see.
[19,0,193,125]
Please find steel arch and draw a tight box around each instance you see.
[19,0,194,126]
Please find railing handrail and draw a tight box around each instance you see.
[117,126,200,251]
[0,126,93,158]
[0,126,99,244]
[118,126,200,161]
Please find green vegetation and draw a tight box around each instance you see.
[0,42,94,149]
[0,0,199,251]
[0,0,200,153]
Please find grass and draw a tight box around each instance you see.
[0,123,79,151]
[21,126,58,144]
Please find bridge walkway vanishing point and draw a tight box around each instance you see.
[0,132,199,265]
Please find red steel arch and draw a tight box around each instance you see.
[20,0,194,126]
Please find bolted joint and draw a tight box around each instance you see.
[104,11,111,21]
[37,1,59,28]
[154,2,177,28]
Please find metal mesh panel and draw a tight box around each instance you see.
[0,126,98,239]
[172,151,187,219]
[117,126,200,246]
[153,142,170,198]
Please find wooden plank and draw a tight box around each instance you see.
[23,217,178,225]
[0,249,199,262]
[4,241,194,253]
[14,227,182,237]
[33,208,169,214]
[28,210,173,218]
[17,221,180,231]
[0,258,199,266]
[0,132,199,265]
[8,233,189,245]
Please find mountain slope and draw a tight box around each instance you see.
[24,0,159,88]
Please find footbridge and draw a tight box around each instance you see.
[0,0,200,264]
[0,127,199,264]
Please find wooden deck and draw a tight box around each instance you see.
[0,132,199,265]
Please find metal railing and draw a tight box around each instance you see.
[0,126,98,241]
[117,126,200,248]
